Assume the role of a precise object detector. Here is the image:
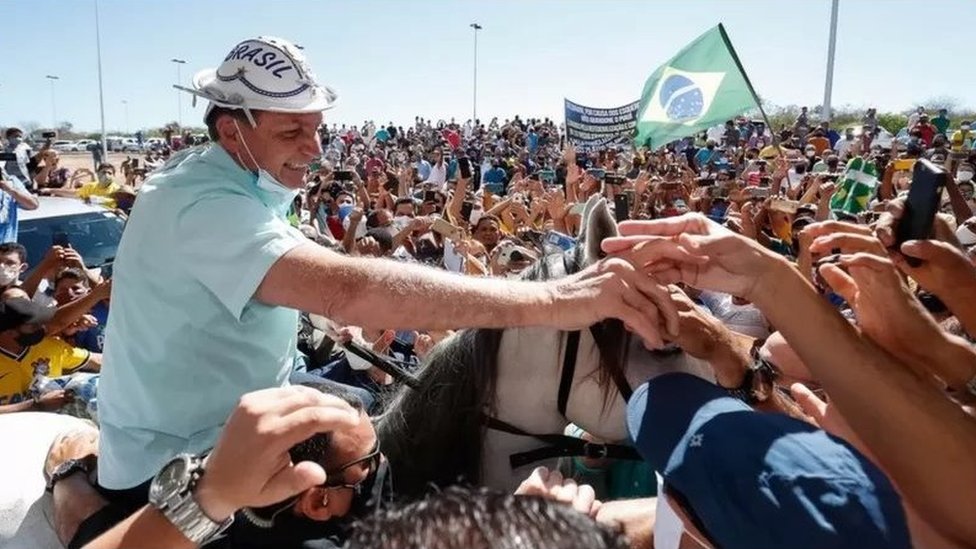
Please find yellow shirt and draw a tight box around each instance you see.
[0,337,91,406]
[78,180,122,209]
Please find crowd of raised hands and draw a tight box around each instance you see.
[596,194,976,546]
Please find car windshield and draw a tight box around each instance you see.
[18,212,125,272]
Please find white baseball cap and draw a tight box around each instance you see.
[176,36,338,126]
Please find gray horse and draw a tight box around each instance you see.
[377,197,713,497]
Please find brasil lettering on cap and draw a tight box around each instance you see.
[223,41,295,79]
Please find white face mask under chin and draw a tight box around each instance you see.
[232,120,299,205]
[957,171,974,182]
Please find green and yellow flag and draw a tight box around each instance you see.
[635,24,761,148]
[830,157,880,215]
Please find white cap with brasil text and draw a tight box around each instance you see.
[175,36,338,126]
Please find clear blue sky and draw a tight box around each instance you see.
[3,0,975,133]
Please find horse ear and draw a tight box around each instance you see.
[579,195,618,267]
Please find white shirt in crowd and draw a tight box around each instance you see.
[834,137,856,160]
[426,161,447,186]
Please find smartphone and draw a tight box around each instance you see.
[0,152,16,162]
[696,177,716,187]
[614,194,630,223]
[769,198,799,215]
[460,201,474,222]
[895,159,946,265]
[52,231,71,247]
[334,170,354,182]
[586,168,606,180]
[605,174,625,185]
[41,131,57,139]
[458,157,472,179]
[431,217,461,240]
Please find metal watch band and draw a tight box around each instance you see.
[153,455,233,544]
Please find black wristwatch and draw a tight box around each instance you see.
[46,454,98,493]
[724,339,778,404]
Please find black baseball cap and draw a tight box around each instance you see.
[0,297,54,332]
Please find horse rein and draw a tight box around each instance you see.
[482,327,642,470]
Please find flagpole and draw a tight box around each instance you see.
[715,23,791,166]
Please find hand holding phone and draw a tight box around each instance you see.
[895,159,946,266]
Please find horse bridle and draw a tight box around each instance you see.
[481,327,642,470]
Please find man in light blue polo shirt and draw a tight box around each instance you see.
[49,36,686,548]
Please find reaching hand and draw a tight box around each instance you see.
[34,389,73,412]
[193,386,360,522]
[895,239,976,298]
[548,251,690,349]
[514,466,601,518]
[602,213,787,302]
[818,252,943,366]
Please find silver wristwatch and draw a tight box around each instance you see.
[149,453,233,544]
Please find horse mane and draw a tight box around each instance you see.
[377,197,631,499]
[376,328,503,498]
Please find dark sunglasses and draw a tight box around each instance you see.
[320,440,382,493]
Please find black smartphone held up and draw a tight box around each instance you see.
[0,152,16,162]
[604,174,625,185]
[460,201,474,222]
[895,159,946,266]
[41,131,57,139]
[458,156,472,179]
[334,170,354,182]
[423,190,438,203]
[614,193,630,223]
[52,231,71,248]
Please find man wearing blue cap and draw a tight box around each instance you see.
[627,372,911,549]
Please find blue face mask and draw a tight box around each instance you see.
[233,120,299,217]
[7,137,22,147]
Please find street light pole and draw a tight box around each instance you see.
[94,0,107,161]
[171,58,187,128]
[822,0,840,121]
[45,75,59,129]
[122,100,129,134]
[470,23,482,123]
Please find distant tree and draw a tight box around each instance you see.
[18,121,41,135]
[914,96,962,115]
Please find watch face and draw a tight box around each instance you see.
[150,454,190,504]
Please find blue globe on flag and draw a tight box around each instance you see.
[658,74,705,121]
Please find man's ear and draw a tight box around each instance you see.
[18,263,27,274]
[215,115,243,155]
[297,488,333,522]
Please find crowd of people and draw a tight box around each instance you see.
[2,33,976,549]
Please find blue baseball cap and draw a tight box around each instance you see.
[627,373,910,549]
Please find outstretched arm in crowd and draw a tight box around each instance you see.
[46,280,111,336]
[603,214,976,545]
[0,177,38,210]
[256,235,707,349]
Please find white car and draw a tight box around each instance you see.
[71,139,97,152]
[18,197,126,278]
[51,140,75,152]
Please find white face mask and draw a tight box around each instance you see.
[0,265,20,286]
[958,171,974,182]
[233,120,299,214]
